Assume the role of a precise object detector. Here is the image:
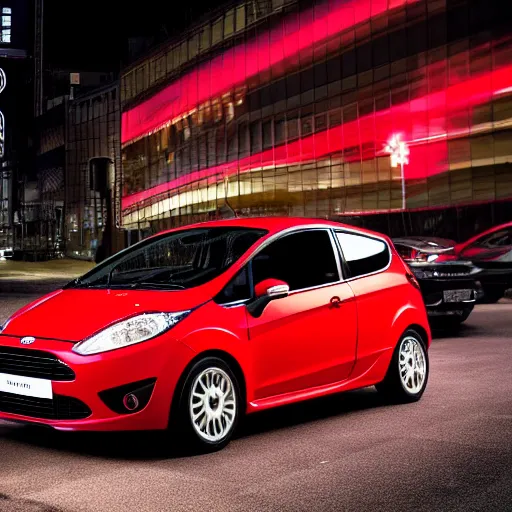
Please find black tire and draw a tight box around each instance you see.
[479,286,505,304]
[170,356,242,453]
[459,306,474,323]
[376,329,429,404]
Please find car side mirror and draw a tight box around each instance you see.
[254,279,289,299]
[247,279,290,318]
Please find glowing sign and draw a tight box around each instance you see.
[0,111,4,157]
[384,134,409,168]
[0,68,5,158]
[0,68,5,94]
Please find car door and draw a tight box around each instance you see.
[335,230,401,366]
[246,228,358,401]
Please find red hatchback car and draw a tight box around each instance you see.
[0,218,431,451]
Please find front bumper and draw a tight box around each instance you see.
[0,334,195,431]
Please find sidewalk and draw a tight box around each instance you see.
[0,258,95,294]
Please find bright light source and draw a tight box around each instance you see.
[384,134,409,168]
[384,134,409,210]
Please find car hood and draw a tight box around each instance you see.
[393,237,457,254]
[0,288,211,342]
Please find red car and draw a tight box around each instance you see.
[0,218,430,451]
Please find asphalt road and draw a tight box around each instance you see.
[0,292,511,512]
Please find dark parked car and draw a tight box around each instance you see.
[432,222,512,303]
[393,237,481,327]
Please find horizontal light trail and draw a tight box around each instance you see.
[122,63,512,211]
[122,0,418,144]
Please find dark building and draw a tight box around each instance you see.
[0,0,32,255]
[119,0,512,242]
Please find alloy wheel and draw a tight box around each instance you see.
[189,367,237,443]
[398,336,427,394]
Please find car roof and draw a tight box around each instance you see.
[153,216,386,239]
[461,220,512,247]
[393,236,456,250]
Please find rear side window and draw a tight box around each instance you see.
[336,232,390,278]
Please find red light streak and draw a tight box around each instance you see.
[121,0,418,145]
[122,63,512,211]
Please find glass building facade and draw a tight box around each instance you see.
[66,83,122,260]
[120,0,512,241]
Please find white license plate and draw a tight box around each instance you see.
[443,289,472,303]
[0,373,53,399]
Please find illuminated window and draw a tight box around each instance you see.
[1,15,10,26]
[1,8,10,14]
[1,29,10,43]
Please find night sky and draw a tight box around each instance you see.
[45,0,218,71]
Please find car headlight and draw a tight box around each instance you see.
[72,311,190,356]
[427,254,439,262]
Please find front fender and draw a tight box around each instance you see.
[176,301,253,396]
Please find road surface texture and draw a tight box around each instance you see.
[0,280,511,511]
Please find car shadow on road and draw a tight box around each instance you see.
[1,388,390,461]
[236,387,386,439]
[431,323,478,340]
[430,322,488,340]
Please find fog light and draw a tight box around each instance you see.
[123,393,139,411]
[99,378,156,415]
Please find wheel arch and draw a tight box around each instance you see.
[392,303,431,350]
[169,349,248,427]
[406,323,430,350]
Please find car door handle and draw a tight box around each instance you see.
[329,295,355,308]
[330,296,342,308]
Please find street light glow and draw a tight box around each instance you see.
[384,134,409,210]
[384,134,410,168]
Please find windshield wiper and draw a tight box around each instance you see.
[126,282,186,290]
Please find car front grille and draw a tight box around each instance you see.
[0,392,91,420]
[0,346,75,381]
[431,268,472,277]
[412,264,475,279]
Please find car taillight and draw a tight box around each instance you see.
[406,271,421,290]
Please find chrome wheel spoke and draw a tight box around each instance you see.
[189,367,237,443]
[398,336,426,394]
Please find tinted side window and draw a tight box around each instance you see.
[251,230,339,291]
[336,232,390,278]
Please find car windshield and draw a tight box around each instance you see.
[67,227,267,290]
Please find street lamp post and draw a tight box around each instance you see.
[384,134,409,211]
